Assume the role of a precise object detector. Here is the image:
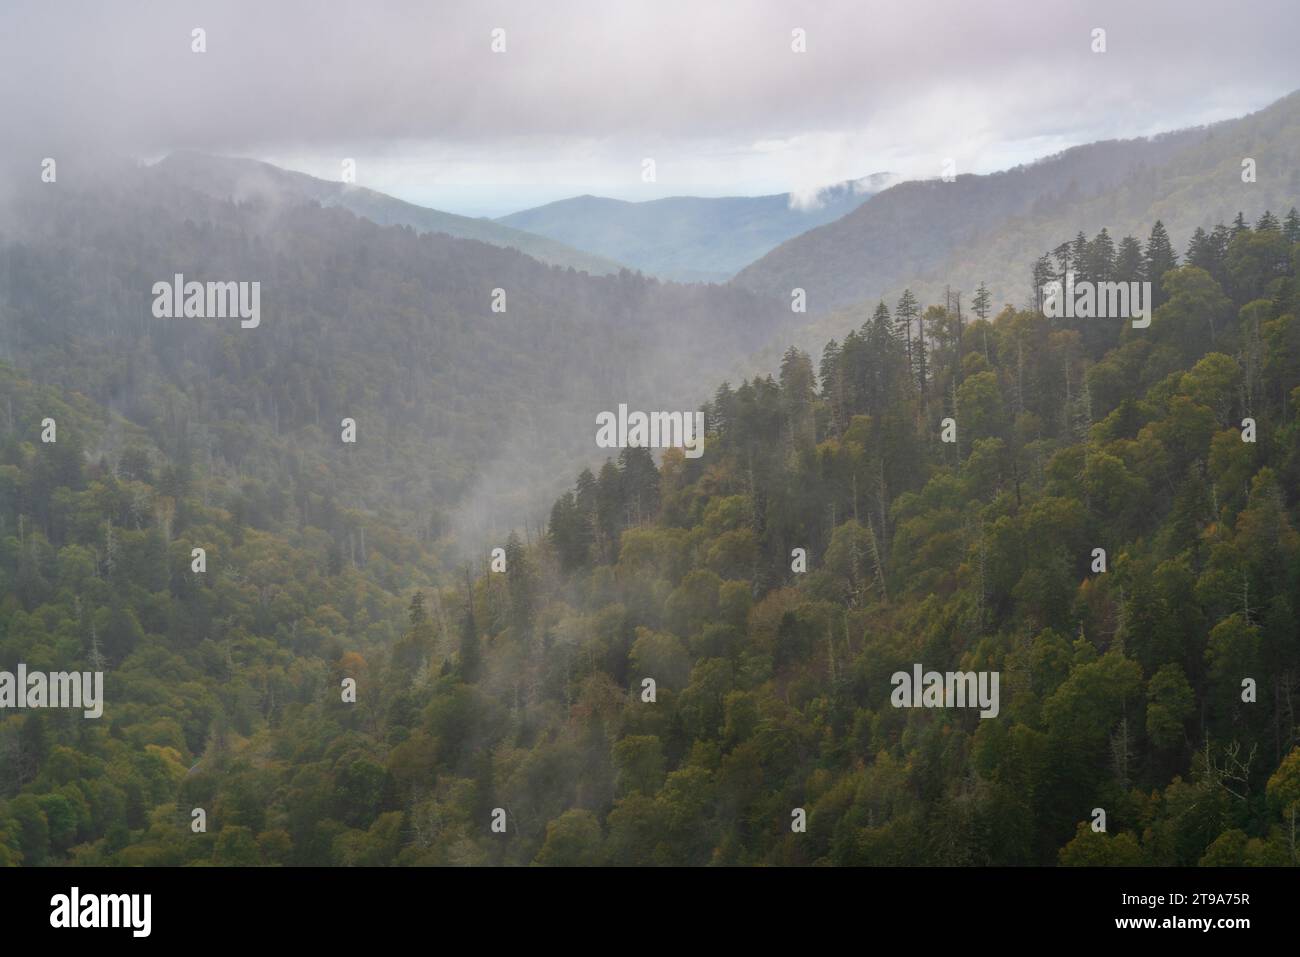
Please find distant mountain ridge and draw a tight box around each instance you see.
[733,90,1300,325]
[153,151,628,277]
[497,173,893,282]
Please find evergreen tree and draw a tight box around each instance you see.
[711,382,735,437]
[1208,223,1232,282]
[1052,242,1072,284]
[1086,228,1116,281]
[1186,227,1210,268]
[895,289,920,384]
[595,457,624,558]
[1145,220,1178,304]
[575,467,598,515]
[913,309,930,400]
[548,491,589,571]
[621,447,660,522]
[1115,235,1145,283]
[392,590,436,676]
[778,347,816,410]
[973,281,991,321]
[1032,254,1054,312]
[864,301,900,412]
[1283,208,1300,244]
[1070,232,1090,282]
[819,339,842,395]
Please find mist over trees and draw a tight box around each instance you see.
[0,158,789,549]
[2,204,1297,865]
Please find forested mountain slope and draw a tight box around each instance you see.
[155,151,628,277]
[735,91,1300,322]
[3,214,1296,866]
[0,163,788,541]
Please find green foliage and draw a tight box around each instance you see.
[2,214,1298,868]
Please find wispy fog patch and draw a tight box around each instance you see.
[787,172,898,211]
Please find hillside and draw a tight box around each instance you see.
[498,174,891,282]
[734,91,1300,326]
[0,161,788,546]
[153,152,628,277]
[2,216,1296,866]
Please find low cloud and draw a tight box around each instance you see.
[2,0,1296,210]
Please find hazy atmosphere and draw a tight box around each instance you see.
[2,0,1300,927]
[4,0,1298,212]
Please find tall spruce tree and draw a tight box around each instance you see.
[1115,235,1145,283]
[1145,220,1178,305]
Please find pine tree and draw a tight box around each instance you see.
[393,590,436,676]
[819,339,842,395]
[549,491,590,571]
[1208,223,1232,281]
[1032,254,1054,312]
[819,339,845,436]
[1145,220,1178,305]
[864,301,900,412]
[1232,211,1248,235]
[1052,242,1072,284]
[618,446,660,526]
[1086,228,1117,281]
[574,467,598,516]
[1284,208,1300,244]
[1070,232,1090,282]
[779,346,815,410]
[1256,210,1280,233]
[895,289,919,388]
[913,309,929,401]
[780,346,816,450]
[1115,235,1144,283]
[711,382,734,437]
[1186,227,1210,268]
[868,300,895,343]
[972,282,991,321]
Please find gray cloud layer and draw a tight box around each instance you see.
[4,0,1298,208]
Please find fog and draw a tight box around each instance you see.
[3,0,1297,212]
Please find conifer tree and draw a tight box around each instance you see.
[895,289,920,385]
[972,282,991,321]
[1283,208,1300,244]
[1145,220,1178,305]
[1115,235,1145,283]
[1032,254,1054,312]
[1086,228,1116,281]
[1070,232,1090,282]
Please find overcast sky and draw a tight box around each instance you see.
[3,0,1297,216]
